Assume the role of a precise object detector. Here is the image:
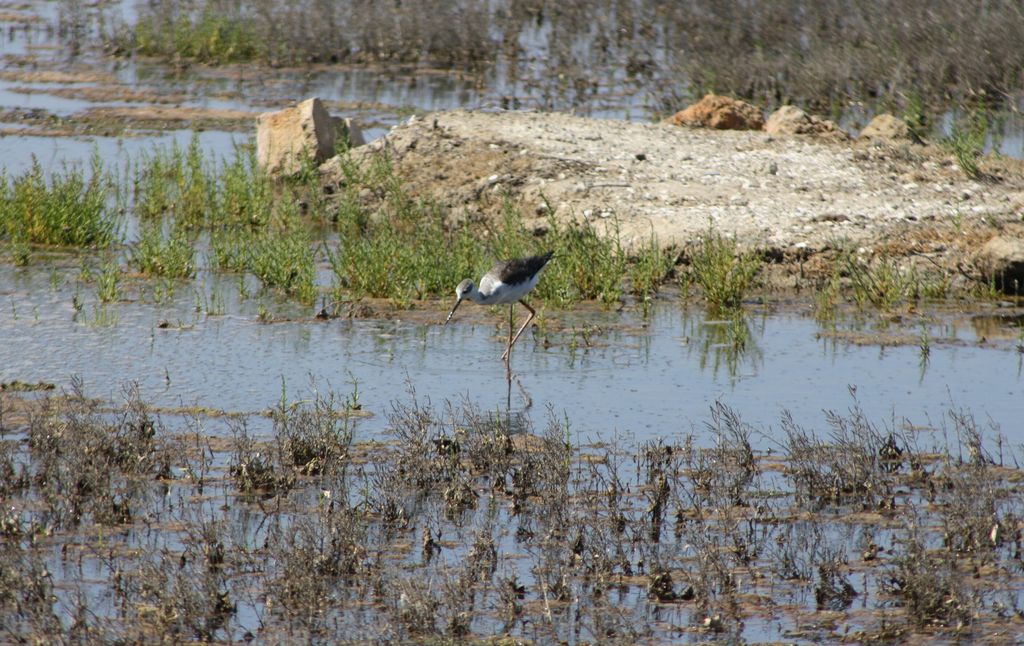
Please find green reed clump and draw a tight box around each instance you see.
[214,221,317,304]
[0,156,115,248]
[248,228,317,303]
[543,217,625,306]
[128,136,320,299]
[943,109,988,180]
[218,145,274,228]
[133,226,196,279]
[134,8,261,64]
[131,136,274,231]
[134,135,215,228]
[332,207,483,303]
[97,260,121,303]
[327,155,480,302]
[209,228,250,274]
[688,229,762,311]
[629,236,676,302]
[842,253,915,311]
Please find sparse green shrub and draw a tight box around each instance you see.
[333,216,483,303]
[218,145,274,228]
[133,135,215,227]
[97,260,121,303]
[0,157,115,248]
[629,237,675,301]
[943,110,988,180]
[135,9,261,63]
[247,227,317,304]
[688,229,761,311]
[542,216,625,306]
[133,226,197,278]
[842,253,914,311]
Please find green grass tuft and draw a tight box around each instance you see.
[247,227,317,304]
[943,110,988,180]
[629,236,676,302]
[688,229,762,312]
[842,253,914,311]
[0,156,116,248]
[214,224,317,304]
[97,260,121,303]
[134,135,216,228]
[135,9,261,64]
[133,226,197,279]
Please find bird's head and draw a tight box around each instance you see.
[444,279,475,324]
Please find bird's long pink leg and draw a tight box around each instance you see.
[501,300,536,361]
[503,304,514,363]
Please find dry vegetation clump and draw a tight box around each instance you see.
[75,0,1024,117]
[652,0,1024,114]
[0,385,1022,642]
[781,400,908,510]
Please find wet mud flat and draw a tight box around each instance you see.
[2,382,1024,644]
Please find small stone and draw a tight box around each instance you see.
[664,94,765,130]
[974,234,1024,294]
[765,105,849,140]
[858,113,917,143]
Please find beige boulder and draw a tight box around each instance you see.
[665,94,764,130]
[858,114,917,144]
[257,98,336,177]
[974,234,1024,294]
[765,105,849,140]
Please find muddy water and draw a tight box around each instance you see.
[3,263,1021,446]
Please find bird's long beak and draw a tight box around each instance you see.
[444,298,462,325]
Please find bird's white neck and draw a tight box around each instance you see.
[466,287,495,305]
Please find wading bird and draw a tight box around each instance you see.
[444,251,554,362]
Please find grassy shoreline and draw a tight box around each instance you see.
[0,134,1019,336]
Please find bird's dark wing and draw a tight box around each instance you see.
[495,251,554,286]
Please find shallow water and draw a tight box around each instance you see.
[2,265,1021,449]
[0,129,245,176]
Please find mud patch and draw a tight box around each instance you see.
[8,83,190,104]
[0,69,117,84]
[0,104,254,136]
[0,10,41,23]
[1,380,55,392]
[79,105,254,131]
